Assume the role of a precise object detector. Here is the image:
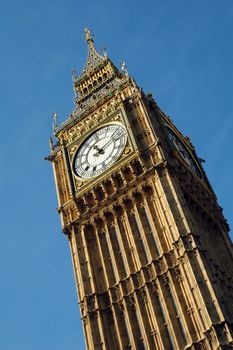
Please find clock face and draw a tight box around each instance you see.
[73,124,127,179]
[166,127,202,178]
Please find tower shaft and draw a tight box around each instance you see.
[49,31,233,350]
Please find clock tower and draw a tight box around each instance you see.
[48,29,233,349]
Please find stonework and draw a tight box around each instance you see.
[48,29,233,349]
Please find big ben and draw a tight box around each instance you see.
[48,29,233,349]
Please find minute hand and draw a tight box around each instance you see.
[101,131,123,151]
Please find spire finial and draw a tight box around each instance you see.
[120,60,129,77]
[52,111,58,132]
[102,47,108,58]
[84,28,94,44]
[77,28,105,77]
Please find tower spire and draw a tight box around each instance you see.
[70,28,124,114]
[84,27,94,43]
[81,28,105,76]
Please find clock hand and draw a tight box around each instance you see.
[93,145,104,153]
[93,145,104,157]
[101,131,123,151]
[93,130,123,156]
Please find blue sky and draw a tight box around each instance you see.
[0,0,232,349]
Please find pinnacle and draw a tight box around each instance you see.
[78,28,106,78]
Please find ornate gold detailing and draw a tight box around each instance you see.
[110,112,122,122]
[61,104,124,146]
[122,146,132,156]
[69,144,78,157]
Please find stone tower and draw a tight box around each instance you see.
[48,29,233,349]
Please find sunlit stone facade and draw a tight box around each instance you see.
[49,29,233,349]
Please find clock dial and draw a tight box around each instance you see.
[166,126,202,178]
[73,124,127,179]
